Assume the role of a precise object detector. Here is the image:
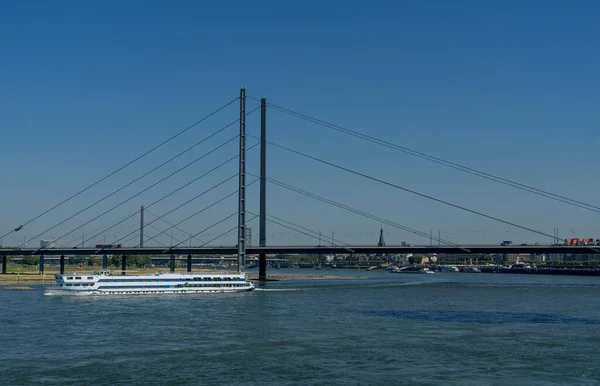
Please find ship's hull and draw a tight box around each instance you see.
[45,286,254,296]
[44,288,95,296]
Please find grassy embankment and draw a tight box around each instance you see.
[0,264,363,285]
[0,265,200,285]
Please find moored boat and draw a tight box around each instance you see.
[390,267,434,274]
[440,266,460,272]
[44,270,254,295]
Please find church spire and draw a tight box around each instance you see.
[378,228,385,247]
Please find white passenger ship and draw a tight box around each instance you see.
[44,270,254,295]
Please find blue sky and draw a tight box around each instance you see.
[1,0,599,247]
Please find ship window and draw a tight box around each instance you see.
[75,277,81,280]
[67,277,73,280]
[87,277,93,279]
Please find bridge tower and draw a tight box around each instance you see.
[237,88,247,272]
[259,97,267,280]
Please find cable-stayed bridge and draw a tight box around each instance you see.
[2,89,599,279]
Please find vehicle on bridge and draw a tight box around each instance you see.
[95,244,122,248]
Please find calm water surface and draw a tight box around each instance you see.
[1,270,599,385]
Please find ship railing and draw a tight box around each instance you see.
[157,270,246,276]
[63,269,248,276]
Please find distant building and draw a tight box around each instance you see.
[396,254,410,265]
[370,228,386,262]
[40,239,56,249]
[565,238,598,246]
[245,227,252,247]
[378,228,385,247]
[547,253,563,262]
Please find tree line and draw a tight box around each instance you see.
[20,255,151,268]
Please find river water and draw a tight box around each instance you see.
[1,270,599,385]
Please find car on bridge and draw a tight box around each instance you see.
[95,244,122,248]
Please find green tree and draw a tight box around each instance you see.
[479,254,493,263]
[23,255,40,266]
[110,255,121,267]
[129,255,150,268]
[87,256,98,266]
[69,256,86,265]
[408,255,422,265]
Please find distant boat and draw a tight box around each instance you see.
[390,267,433,274]
[440,266,459,272]
[462,267,481,273]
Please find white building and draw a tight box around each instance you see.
[40,239,56,249]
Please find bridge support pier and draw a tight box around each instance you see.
[59,255,65,274]
[2,255,6,274]
[121,255,126,275]
[170,254,175,273]
[187,254,192,273]
[102,254,107,270]
[39,255,45,275]
[140,205,144,248]
[258,256,266,280]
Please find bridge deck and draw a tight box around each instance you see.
[0,245,598,256]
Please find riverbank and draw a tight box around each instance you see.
[247,274,366,281]
[479,266,600,276]
[0,273,54,286]
[0,271,367,286]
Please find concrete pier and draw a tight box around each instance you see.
[187,254,192,273]
[102,254,107,270]
[170,254,175,273]
[121,255,126,275]
[39,255,45,275]
[59,255,65,274]
[2,255,6,274]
